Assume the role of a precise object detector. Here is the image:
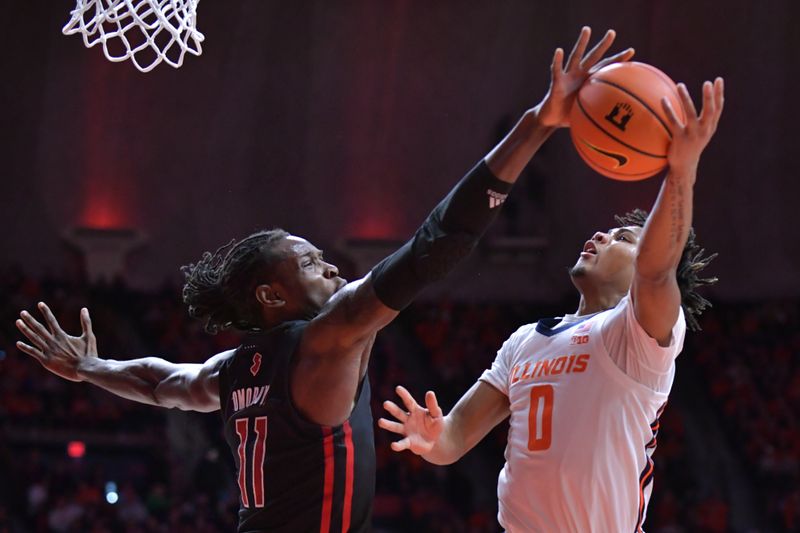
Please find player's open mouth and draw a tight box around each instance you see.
[582,241,598,255]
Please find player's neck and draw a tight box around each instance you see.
[574,289,625,316]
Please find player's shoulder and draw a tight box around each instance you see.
[509,322,538,340]
[239,320,309,352]
[214,345,252,380]
[500,322,539,353]
[604,292,686,328]
[227,320,310,370]
[206,348,238,368]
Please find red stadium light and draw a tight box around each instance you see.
[80,201,130,230]
[67,440,86,458]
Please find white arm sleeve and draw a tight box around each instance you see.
[478,324,533,397]
[600,294,686,393]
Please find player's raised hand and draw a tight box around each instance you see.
[537,26,634,128]
[378,385,444,455]
[662,77,725,178]
[16,303,98,382]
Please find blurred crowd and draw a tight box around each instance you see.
[0,266,797,532]
[691,302,800,532]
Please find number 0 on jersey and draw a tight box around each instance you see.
[528,385,554,451]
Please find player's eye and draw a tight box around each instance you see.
[617,234,628,242]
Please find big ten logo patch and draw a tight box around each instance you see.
[570,334,589,345]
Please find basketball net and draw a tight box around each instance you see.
[62,0,204,73]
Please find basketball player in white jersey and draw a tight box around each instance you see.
[378,28,725,532]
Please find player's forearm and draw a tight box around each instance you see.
[76,356,178,407]
[636,168,696,279]
[485,105,556,183]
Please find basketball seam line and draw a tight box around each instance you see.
[593,78,674,139]
[576,99,667,160]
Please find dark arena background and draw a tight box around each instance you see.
[1,1,799,532]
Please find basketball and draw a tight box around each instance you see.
[569,61,685,181]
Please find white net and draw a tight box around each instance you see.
[63,0,204,73]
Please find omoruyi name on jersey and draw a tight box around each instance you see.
[231,385,270,412]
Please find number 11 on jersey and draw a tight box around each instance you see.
[235,416,268,508]
[528,385,554,451]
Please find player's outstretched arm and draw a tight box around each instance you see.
[16,302,227,412]
[632,79,724,345]
[294,27,633,427]
[365,28,632,315]
[309,27,633,338]
[379,382,509,465]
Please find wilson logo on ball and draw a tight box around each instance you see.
[604,103,634,131]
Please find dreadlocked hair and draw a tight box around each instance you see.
[614,209,718,332]
[180,229,290,334]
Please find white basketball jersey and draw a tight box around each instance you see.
[480,295,686,532]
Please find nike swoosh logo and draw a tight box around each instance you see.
[578,138,628,168]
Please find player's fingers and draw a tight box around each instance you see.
[425,391,443,418]
[80,308,95,339]
[566,26,591,71]
[699,80,715,127]
[378,418,406,435]
[81,308,98,352]
[676,83,698,122]
[16,341,45,361]
[395,385,420,412]
[383,400,408,422]
[591,47,635,72]
[38,302,65,336]
[579,29,615,70]
[712,77,725,125]
[551,48,564,80]
[16,318,49,349]
[390,438,411,453]
[18,311,53,344]
[661,97,683,129]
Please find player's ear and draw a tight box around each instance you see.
[255,284,284,308]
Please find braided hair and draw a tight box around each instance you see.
[181,229,290,334]
[614,209,717,331]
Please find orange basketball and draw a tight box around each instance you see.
[569,61,685,181]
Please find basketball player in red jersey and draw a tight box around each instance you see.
[379,41,724,533]
[16,28,633,532]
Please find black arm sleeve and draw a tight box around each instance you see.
[370,160,513,310]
